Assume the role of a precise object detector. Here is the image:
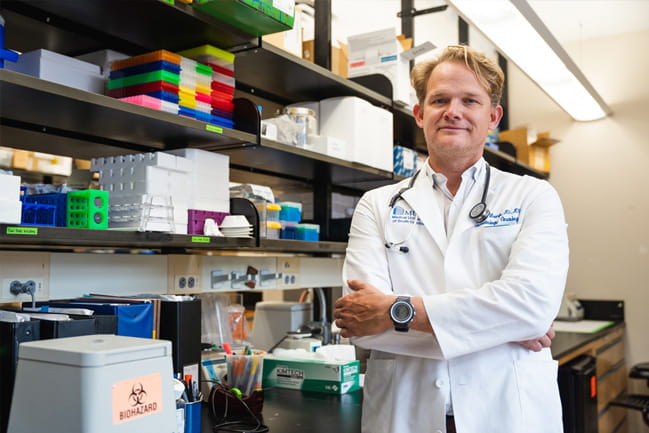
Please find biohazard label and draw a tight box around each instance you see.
[112,373,163,424]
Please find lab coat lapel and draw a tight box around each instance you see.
[401,173,448,253]
[450,167,496,240]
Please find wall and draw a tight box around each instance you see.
[508,29,649,432]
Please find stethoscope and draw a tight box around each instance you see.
[384,163,491,253]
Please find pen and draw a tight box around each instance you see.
[245,356,260,396]
[185,374,193,402]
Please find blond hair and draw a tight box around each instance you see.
[411,45,504,106]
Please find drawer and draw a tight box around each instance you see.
[597,339,625,377]
[598,404,626,433]
[598,366,627,412]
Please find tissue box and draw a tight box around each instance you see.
[262,356,360,394]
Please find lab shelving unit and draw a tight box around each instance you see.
[0,0,547,264]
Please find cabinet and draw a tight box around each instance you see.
[0,0,548,299]
[554,324,628,433]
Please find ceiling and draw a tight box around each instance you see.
[520,1,649,43]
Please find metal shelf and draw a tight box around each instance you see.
[0,225,349,255]
[223,137,399,192]
[0,224,256,252]
[1,0,257,55]
[257,239,347,254]
[0,69,255,159]
[235,42,393,108]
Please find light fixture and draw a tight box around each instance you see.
[445,0,611,121]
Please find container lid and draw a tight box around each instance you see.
[282,107,315,116]
[297,223,320,231]
[177,45,235,64]
[26,49,101,75]
[266,221,282,229]
[255,301,311,311]
[18,334,172,367]
[266,203,282,211]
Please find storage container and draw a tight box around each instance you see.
[6,49,103,93]
[8,335,176,433]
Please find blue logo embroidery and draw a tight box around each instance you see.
[476,208,521,227]
[391,206,423,225]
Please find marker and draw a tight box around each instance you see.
[223,342,233,355]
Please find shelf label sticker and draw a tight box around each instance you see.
[206,124,223,134]
[191,236,210,243]
[161,0,174,5]
[6,227,38,235]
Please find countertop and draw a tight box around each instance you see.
[551,321,624,362]
[202,387,362,433]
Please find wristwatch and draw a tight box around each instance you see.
[389,296,415,332]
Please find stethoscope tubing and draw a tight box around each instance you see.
[384,163,491,253]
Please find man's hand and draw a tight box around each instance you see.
[333,280,395,338]
[517,326,555,352]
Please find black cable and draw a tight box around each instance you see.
[209,384,269,433]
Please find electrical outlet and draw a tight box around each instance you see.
[175,275,199,290]
[277,258,300,289]
[2,278,46,301]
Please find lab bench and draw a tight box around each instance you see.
[552,322,627,433]
[195,324,627,433]
[202,387,362,433]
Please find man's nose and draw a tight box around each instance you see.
[443,99,462,119]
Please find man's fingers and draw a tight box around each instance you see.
[547,327,556,340]
[539,335,552,348]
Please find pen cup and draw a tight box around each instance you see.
[225,354,264,397]
[184,401,202,433]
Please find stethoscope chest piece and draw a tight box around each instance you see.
[469,202,489,224]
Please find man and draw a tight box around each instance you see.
[333,45,568,433]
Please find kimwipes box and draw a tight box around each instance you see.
[262,356,360,394]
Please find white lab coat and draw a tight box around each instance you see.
[342,161,569,433]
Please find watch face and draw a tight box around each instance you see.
[391,301,414,323]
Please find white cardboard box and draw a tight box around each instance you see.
[319,96,393,172]
[347,28,411,105]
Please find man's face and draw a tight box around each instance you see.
[413,61,502,166]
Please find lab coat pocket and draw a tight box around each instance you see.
[362,358,396,433]
[515,359,563,433]
[478,224,521,273]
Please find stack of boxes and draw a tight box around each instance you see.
[178,45,236,128]
[107,50,181,114]
[90,149,230,234]
[91,152,191,234]
[277,201,319,241]
[107,50,234,129]
[0,173,22,224]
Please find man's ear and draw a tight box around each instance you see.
[413,103,424,128]
[489,105,504,130]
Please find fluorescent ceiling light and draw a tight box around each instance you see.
[446,0,611,121]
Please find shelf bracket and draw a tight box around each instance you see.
[397,4,448,19]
